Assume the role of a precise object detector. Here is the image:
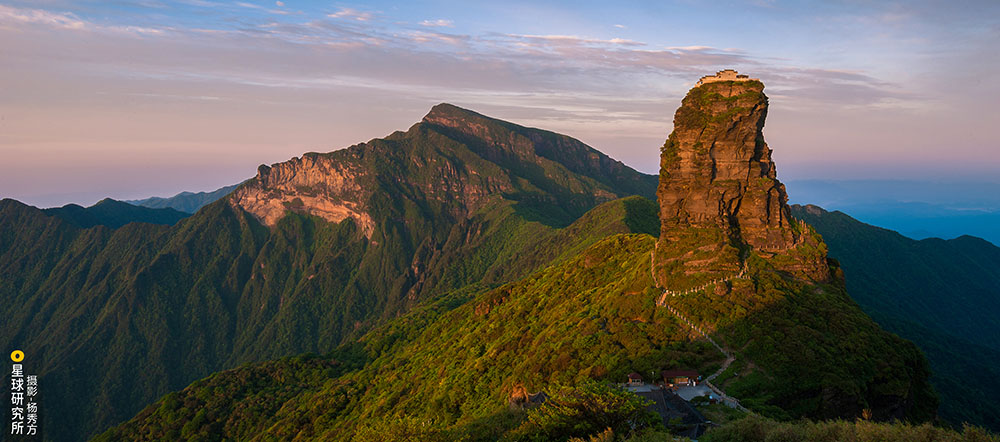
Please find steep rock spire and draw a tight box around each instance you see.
[654,72,828,287]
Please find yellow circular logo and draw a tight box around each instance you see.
[10,350,23,362]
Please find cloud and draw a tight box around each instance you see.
[0,4,86,30]
[6,0,988,201]
[406,30,467,46]
[234,1,291,15]
[757,66,916,110]
[175,0,221,6]
[665,45,713,51]
[0,2,899,113]
[0,4,168,35]
[275,1,283,6]
[419,19,453,28]
[502,33,644,47]
[327,7,372,22]
[614,24,626,29]
[0,4,766,106]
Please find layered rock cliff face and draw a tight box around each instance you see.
[649,75,936,423]
[654,76,829,287]
[232,154,376,236]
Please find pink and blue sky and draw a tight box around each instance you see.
[1,0,998,207]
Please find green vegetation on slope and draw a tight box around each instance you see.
[659,236,937,422]
[0,107,659,442]
[97,234,723,441]
[0,195,654,441]
[790,205,1000,351]
[701,415,997,442]
[515,381,662,441]
[101,224,939,440]
[791,204,1000,430]
[1,102,955,442]
[521,415,1000,442]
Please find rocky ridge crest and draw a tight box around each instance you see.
[230,103,657,238]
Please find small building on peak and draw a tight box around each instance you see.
[627,372,644,386]
[695,69,758,87]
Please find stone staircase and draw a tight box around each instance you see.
[651,251,752,413]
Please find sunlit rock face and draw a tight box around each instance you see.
[231,153,376,237]
[654,74,829,286]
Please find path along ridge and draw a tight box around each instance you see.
[650,249,752,414]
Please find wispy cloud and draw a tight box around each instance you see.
[0,4,86,30]
[234,1,292,15]
[0,3,905,112]
[0,4,166,35]
[1,2,900,114]
[419,19,453,28]
[4,1,997,206]
[406,30,467,46]
[665,45,713,51]
[326,7,372,22]
[502,33,644,47]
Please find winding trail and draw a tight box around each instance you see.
[650,250,752,413]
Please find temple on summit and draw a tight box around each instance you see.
[695,69,758,87]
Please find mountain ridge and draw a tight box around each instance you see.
[229,103,656,234]
[0,103,658,441]
[791,203,1000,429]
[127,184,240,214]
[95,79,937,440]
[39,198,189,228]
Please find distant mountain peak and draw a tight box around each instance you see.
[231,104,657,235]
[799,204,827,216]
[127,184,240,214]
[422,102,482,124]
[420,103,516,142]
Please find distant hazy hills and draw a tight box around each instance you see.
[788,179,1000,245]
[792,204,1000,430]
[41,198,189,228]
[126,184,240,213]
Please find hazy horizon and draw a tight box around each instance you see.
[2,0,998,208]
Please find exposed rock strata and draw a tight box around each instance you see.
[654,74,829,286]
[231,153,376,237]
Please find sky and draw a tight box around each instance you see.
[1,0,998,208]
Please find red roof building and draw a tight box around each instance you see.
[627,372,644,385]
